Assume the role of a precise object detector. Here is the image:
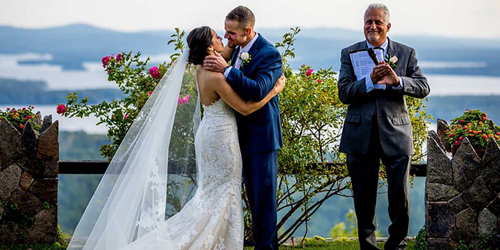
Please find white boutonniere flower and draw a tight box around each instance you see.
[384,54,398,68]
[240,52,252,69]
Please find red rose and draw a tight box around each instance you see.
[454,141,460,146]
[482,134,488,139]
[56,104,66,114]
[306,69,313,77]
[149,66,161,79]
[459,137,464,141]
[102,56,111,68]
[460,120,465,123]
[116,53,121,62]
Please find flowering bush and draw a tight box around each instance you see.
[445,109,500,149]
[0,106,41,132]
[59,28,188,159]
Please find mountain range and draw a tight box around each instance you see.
[1,24,500,76]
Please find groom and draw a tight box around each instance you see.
[203,5,283,250]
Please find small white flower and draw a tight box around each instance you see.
[389,55,398,64]
[240,52,250,61]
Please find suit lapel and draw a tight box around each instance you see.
[386,37,397,59]
[247,34,264,58]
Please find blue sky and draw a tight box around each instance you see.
[0,0,498,39]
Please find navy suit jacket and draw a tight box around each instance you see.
[226,34,283,154]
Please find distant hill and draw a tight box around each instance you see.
[0,77,123,104]
[1,24,500,76]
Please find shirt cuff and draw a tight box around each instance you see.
[365,76,375,93]
[223,66,232,78]
[391,77,404,90]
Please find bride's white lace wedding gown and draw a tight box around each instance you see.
[120,98,244,250]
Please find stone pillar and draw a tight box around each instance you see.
[0,115,59,245]
[426,121,500,249]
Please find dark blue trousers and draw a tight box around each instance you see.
[242,150,279,250]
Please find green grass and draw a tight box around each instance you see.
[244,240,416,250]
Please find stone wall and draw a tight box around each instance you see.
[426,119,500,249]
[0,115,59,244]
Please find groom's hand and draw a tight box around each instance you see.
[203,51,228,73]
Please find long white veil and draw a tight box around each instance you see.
[68,50,201,249]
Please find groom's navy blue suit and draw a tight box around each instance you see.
[226,34,283,250]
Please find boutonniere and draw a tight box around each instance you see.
[240,52,252,69]
[385,54,398,68]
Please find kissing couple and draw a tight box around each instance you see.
[69,5,285,250]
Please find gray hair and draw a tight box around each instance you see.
[365,3,390,23]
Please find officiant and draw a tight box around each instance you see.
[337,3,430,250]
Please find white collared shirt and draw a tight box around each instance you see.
[224,33,259,77]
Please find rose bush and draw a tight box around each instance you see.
[0,106,41,132]
[445,109,500,150]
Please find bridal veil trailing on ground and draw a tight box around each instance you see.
[68,50,202,249]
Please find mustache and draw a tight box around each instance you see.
[367,29,380,32]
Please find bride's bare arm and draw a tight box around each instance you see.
[212,74,285,116]
[220,46,235,61]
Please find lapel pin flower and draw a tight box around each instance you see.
[385,54,398,68]
[240,52,252,69]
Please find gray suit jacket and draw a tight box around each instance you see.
[338,38,430,156]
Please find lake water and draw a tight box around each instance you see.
[1,53,500,93]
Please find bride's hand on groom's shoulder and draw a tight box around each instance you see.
[274,74,286,94]
[203,51,228,73]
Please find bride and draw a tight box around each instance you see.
[68,26,285,250]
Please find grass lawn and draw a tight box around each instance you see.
[244,240,416,250]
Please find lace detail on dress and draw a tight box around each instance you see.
[125,98,243,250]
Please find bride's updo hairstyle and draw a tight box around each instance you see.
[187,26,213,65]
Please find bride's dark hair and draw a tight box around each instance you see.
[187,26,213,65]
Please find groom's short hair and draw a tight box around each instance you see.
[226,6,255,30]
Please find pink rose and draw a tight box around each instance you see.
[177,95,190,105]
[124,114,128,119]
[56,104,66,114]
[149,66,161,79]
[102,56,111,68]
[306,69,313,77]
[317,79,323,83]
[27,115,32,119]
[148,91,152,96]
[116,53,121,62]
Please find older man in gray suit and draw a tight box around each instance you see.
[338,3,430,250]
